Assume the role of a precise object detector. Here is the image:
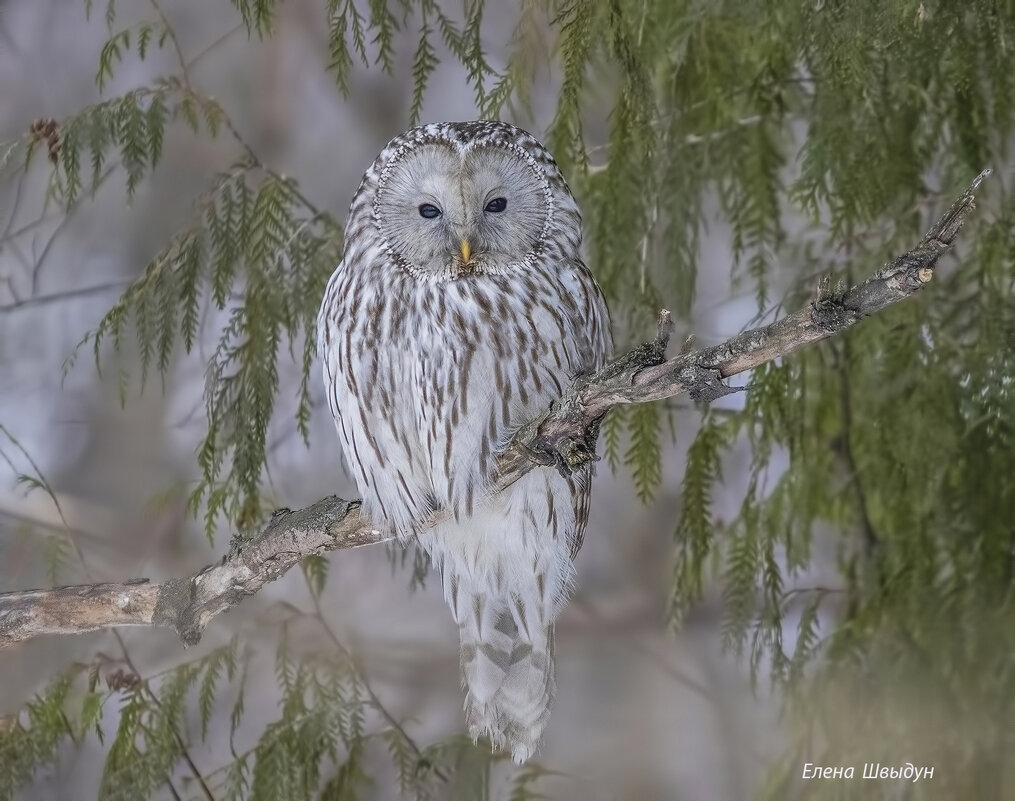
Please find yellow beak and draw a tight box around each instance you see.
[459,239,472,263]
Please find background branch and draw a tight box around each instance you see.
[0,169,988,650]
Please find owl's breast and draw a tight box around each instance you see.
[401,272,593,519]
[321,251,607,531]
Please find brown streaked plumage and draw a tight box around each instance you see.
[318,121,611,763]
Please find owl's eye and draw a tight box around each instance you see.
[418,203,442,219]
[484,197,507,213]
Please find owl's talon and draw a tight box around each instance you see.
[550,434,597,477]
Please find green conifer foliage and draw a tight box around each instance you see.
[1,0,1013,798]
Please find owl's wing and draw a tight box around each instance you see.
[524,258,611,559]
[560,468,590,559]
[318,260,435,536]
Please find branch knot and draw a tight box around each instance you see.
[811,293,860,332]
[680,364,740,403]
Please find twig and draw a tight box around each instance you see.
[0,170,989,649]
[303,575,450,783]
[186,23,245,72]
[0,280,130,314]
[838,335,880,554]
[149,0,191,87]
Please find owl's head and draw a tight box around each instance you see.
[361,122,580,281]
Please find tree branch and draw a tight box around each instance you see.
[0,170,989,649]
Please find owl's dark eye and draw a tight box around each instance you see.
[484,197,507,213]
[419,203,442,219]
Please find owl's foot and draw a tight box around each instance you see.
[554,433,597,477]
[520,423,599,479]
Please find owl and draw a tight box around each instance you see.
[317,121,611,763]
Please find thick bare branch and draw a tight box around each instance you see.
[0,170,989,649]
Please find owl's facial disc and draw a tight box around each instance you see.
[374,142,548,279]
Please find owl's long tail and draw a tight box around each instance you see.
[449,572,556,764]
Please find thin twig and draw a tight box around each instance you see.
[837,337,879,554]
[186,23,245,71]
[149,0,191,87]
[0,280,130,314]
[303,574,450,783]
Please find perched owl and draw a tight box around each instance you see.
[317,121,611,763]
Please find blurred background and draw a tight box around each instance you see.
[1,1,1011,800]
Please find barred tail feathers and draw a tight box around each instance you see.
[425,472,576,763]
[453,578,555,764]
